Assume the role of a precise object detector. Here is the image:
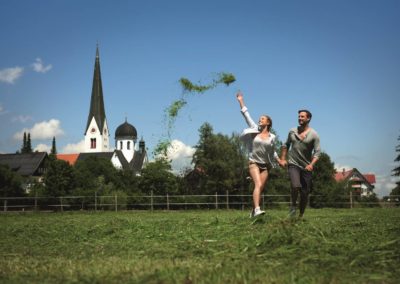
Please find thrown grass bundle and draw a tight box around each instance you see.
[179,72,236,94]
[154,72,236,158]
[167,99,187,118]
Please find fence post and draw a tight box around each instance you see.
[34,193,38,211]
[3,200,7,212]
[215,192,218,209]
[166,193,169,210]
[350,190,353,209]
[95,192,97,212]
[184,195,187,210]
[115,194,118,212]
[226,190,229,209]
[151,190,154,211]
[60,197,63,212]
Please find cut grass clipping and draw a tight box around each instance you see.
[155,72,236,157]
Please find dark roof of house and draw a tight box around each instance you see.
[85,45,107,134]
[0,152,48,176]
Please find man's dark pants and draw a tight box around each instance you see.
[288,165,313,216]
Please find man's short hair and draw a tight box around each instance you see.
[298,109,312,120]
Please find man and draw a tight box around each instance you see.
[280,109,321,218]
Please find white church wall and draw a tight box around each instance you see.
[111,152,123,170]
[84,117,110,153]
[116,138,135,163]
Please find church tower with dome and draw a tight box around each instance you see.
[115,119,137,163]
[78,46,147,174]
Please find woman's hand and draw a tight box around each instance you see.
[278,159,288,168]
[236,92,243,102]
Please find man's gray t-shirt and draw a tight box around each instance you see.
[283,127,321,169]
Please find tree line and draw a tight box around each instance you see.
[1,124,394,208]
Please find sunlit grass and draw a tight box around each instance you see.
[1,208,399,283]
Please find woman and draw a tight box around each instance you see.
[237,92,283,217]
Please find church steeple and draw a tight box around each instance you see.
[85,45,106,134]
[84,45,110,152]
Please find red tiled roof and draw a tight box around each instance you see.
[334,170,352,182]
[56,154,79,166]
[334,169,376,184]
[363,174,376,184]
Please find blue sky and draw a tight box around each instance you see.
[0,0,399,196]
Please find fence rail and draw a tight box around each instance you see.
[1,192,398,212]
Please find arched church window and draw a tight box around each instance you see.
[120,141,123,150]
[127,141,130,150]
[91,138,96,149]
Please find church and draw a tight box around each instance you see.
[57,46,148,174]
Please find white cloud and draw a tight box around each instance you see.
[334,164,352,173]
[34,143,51,153]
[32,58,52,73]
[61,140,85,154]
[0,66,24,84]
[166,139,195,174]
[374,174,399,197]
[12,115,33,123]
[13,119,65,141]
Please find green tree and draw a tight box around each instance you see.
[393,134,400,178]
[73,156,119,196]
[389,134,400,205]
[43,158,75,197]
[0,164,25,197]
[20,132,33,154]
[191,123,247,195]
[310,152,346,208]
[21,132,27,153]
[27,133,32,153]
[138,159,179,195]
[50,137,57,156]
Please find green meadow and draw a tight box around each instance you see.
[1,208,399,283]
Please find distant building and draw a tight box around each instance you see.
[0,152,49,192]
[335,168,376,196]
[1,46,148,182]
[59,45,148,174]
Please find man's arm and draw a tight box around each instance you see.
[305,132,321,171]
[305,156,318,171]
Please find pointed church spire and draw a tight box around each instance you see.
[85,45,106,134]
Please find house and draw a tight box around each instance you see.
[0,152,49,192]
[335,168,376,196]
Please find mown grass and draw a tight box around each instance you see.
[1,208,399,283]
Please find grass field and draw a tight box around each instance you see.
[1,208,399,283]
